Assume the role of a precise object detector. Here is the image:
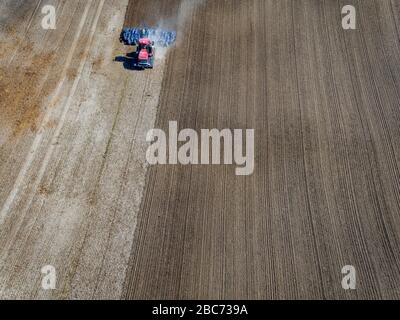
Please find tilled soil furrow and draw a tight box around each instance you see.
[123,0,400,299]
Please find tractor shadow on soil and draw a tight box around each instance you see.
[115,52,142,71]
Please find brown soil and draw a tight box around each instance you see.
[0,50,56,137]
[123,0,400,300]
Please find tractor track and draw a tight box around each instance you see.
[0,0,99,224]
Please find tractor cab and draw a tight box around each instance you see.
[138,38,153,52]
[135,38,155,69]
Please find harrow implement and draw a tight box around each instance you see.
[120,27,177,47]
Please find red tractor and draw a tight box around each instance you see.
[133,30,155,69]
[120,27,176,70]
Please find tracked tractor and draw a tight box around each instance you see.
[120,27,176,70]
